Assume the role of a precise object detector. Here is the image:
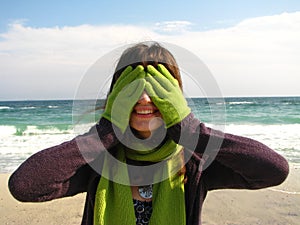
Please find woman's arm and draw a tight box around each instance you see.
[167,113,289,190]
[8,118,118,202]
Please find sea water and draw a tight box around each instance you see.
[0,97,299,173]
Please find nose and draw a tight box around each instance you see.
[138,91,152,104]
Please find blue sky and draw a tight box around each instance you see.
[1,0,299,32]
[1,0,300,100]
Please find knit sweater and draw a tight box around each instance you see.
[8,114,289,225]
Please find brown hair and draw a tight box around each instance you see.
[108,41,183,95]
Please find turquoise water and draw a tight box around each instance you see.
[0,97,299,173]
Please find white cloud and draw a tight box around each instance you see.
[0,12,300,100]
[154,21,193,33]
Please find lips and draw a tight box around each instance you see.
[136,109,154,115]
[133,105,159,118]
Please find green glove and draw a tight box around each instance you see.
[102,65,146,133]
[145,64,191,128]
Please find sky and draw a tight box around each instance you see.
[0,0,300,100]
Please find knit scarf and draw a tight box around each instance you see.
[94,139,186,225]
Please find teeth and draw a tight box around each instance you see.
[136,110,153,114]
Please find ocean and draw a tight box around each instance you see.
[0,96,299,173]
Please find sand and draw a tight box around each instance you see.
[1,164,299,225]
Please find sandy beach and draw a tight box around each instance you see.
[202,164,300,225]
[1,164,299,225]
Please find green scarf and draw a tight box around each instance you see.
[94,139,186,225]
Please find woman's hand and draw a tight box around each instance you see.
[102,65,146,133]
[145,64,190,128]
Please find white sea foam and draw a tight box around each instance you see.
[0,125,16,136]
[0,131,75,173]
[0,106,11,110]
[224,123,300,162]
[0,123,92,155]
[20,106,36,109]
[227,101,254,105]
[22,126,73,135]
[0,126,75,154]
[0,123,299,172]
[1,123,299,154]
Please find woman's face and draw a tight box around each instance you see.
[129,91,163,138]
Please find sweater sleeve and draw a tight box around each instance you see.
[8,118,119,202]
[167,113,289,190]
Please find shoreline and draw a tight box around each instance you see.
[1,164,299,225]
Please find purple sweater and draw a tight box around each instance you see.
[8,114,289,225]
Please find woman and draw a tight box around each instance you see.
[9,42,289,225]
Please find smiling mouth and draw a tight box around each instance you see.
[136,109,154,115]
[133,107,160,118]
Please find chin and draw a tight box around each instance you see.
[130,120,164,138]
